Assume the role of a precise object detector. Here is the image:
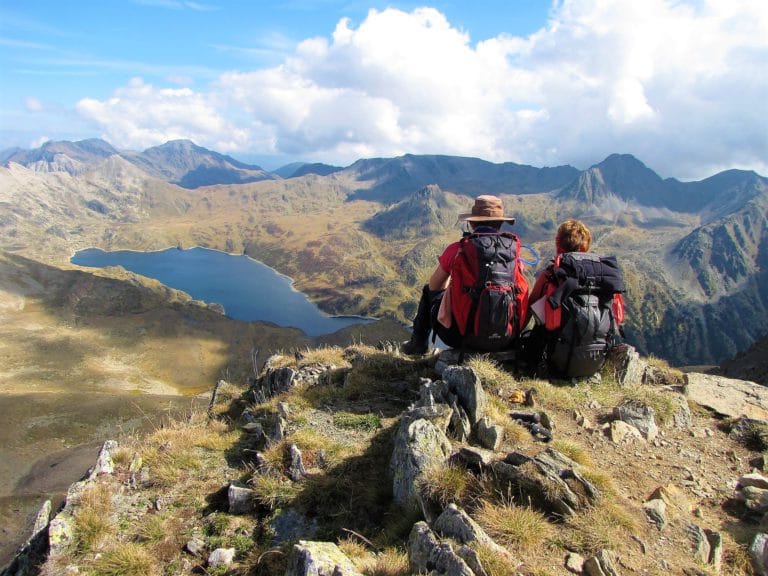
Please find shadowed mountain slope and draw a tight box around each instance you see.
[291,163,344,178]
[719,334,768,385]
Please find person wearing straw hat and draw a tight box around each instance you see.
[401,194,521,355]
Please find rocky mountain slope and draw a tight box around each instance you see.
[0,245,407,568]
[718,335,768,386]
[7,344,768,576]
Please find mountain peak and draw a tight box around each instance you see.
[363,183,460,239]
[129,140,274,188]
[558,153,669,206]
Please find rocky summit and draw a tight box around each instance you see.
[6,343,768,576]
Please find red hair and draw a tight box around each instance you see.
[556,219,592,253]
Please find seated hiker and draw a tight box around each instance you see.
[521,219,625,378]
[402,195,529,355]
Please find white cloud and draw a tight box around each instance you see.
[77,77,249,152]
[76,1,768,179]
[24,96,44,112]
[30,135,50,148]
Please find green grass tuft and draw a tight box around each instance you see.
[89,542,158,576]
[333,411,382,431]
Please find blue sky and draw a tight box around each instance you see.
[1,0,766,178]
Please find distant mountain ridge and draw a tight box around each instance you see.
[3,138,119,176]
[558,153,766,214]
[5,139,765,209]
[346,154,580,202]
[2,138,277,189]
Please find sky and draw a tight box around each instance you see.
[0,0,766,179]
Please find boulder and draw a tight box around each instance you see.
[751,533,768,576]
[433,503,513,561]
[456,545,489,576]
[255,365,298,398]
[608,344,647,387]
[228,482,255,515]
[613,400,658,441]
[737,485,768,513]
[492,449,599,517]
[407,521,474,576]
[288,444,307,481]
[286,541,363,576]
[442,366,487,427]
[185,536,206,557]
[642,498,667,531]
[208,547,235,567]
[86,440,118,480]
[475,417,504,451]
[729,417,768,450]
[390,416,452,510]
[609,420,644,444]
[2,500,52,576]
[740,472,768,490]
[685,373,768,420]
[450,446,496,472]
[686,524,722,568]
[418,377,471,441]
[583,549,620,576]
[669,393,693,429]
[565,552,585,574]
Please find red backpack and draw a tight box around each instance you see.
[448,232,529,351]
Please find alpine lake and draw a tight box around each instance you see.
[70,246,375,336]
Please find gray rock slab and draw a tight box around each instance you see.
[686,373,768,420]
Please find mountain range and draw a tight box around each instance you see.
[2,138,767,368]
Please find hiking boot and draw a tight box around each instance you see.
[401,336,429,355]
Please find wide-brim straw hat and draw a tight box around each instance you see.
[458,195,516,224]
